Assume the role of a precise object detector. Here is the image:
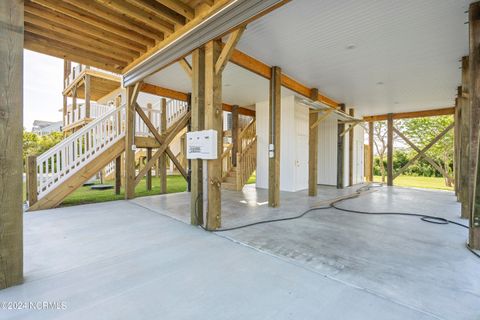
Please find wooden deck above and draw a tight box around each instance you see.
[63,67,120,100]
[24,0,232,73]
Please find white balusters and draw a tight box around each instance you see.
[36,105,126,199]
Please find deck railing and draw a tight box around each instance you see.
[36,105,126,199]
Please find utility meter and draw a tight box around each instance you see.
[186,130,218,160]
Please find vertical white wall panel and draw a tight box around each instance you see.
[256,100,269,189]
[293,101,309,191]
[317,116,337,186]
[353,125,365,184]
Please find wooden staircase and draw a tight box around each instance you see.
[222,119,257,191]
[27,98,190,211]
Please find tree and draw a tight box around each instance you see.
[397,116,454,187]
[372,121,390,182]
[23,130,63,169]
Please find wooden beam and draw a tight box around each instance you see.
[140,82,255,116]
[141,83,189,101]
[367,121,374,182]
[215,26,245,75]
[363,107,455,122]
[470,1,480,250]
[27,156,38,206]
[269,66,281,207]
[308,89,319,196]
[310,109,333,129]
[348,108,355,186]
[179,58,192,78]
[0,0,23,288]
[125,84,140,199]
[191,47,205,225]
[387,113,393,186]
[337,104,346,189]
[205,39,223,229]
[229,48,340,108]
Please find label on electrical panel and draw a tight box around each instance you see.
[186,130,218,160]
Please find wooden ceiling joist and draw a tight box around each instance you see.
[30,0,155,48]
[61,0,164,42]
[363,107,455,122]
[157,0,195,20]
[124,0,187,27]
[24,34,122,72]
[25,2,147,54]
[95,0,175,35]
[24,22,134,63]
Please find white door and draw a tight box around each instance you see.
[295,105,309,191]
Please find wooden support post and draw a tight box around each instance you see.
[368,121,374,182]
[337,104,346,189]
[205,40,223,228]
[308,88,319,196]
[114,95,122,195]
[115,155,122,195]
[63,60,70,127]
[146,148,152,191]
[125,84,139,199]
[460,57,471,219]
[85,74,91,118]
[269,66,282,207]
[348,108,355,186]
[231,105,239,167]
[27,156,38,206]
[159,98,167,194]
[0,0,24,288]
[387,113,394,186]
[72,86,77,123]
[469,2,480,249]
[146,103,153,191]
[454,94,460,199]
[191,47,205,225]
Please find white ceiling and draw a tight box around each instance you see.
[146,0,472,116]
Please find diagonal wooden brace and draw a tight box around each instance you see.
[392,123,454,179]
[135,104,188,182]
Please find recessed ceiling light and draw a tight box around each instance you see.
[346,44,356,50]
[224,84,231,87]
[377,81,384,85]
[394,101,399,105]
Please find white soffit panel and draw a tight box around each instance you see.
[236,0,473,116]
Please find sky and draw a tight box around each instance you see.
[23,49,64,130]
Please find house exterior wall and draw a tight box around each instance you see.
[256,95,309,192]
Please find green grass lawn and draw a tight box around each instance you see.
[60,175,187,207]
[373,175,453,191]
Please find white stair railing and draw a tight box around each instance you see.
[136,98,188,137]
[36,105,126,199]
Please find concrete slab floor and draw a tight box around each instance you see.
[132,184,480,320]
[0,185,476,319]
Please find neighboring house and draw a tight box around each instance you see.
[31,120,62,136]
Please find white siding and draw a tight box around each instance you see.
[317,116,337,186]
[256,100,269,189]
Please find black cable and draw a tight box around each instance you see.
[194,184,479,258]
